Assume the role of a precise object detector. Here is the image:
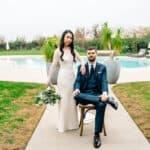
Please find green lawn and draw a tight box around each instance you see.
[112,82,150,142]
[0,49,131,57]
[0,81,45,149]
[0,49,42,55]
[0,49,87,56]
[0,49,129,56]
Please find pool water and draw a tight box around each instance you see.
[0,56,150,69]
[97,57,150,68]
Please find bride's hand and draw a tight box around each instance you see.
[80,64,86,75]
[46,82,55,90]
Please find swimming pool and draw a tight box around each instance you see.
[0,56,150,69]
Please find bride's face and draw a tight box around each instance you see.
[64,33,73,46]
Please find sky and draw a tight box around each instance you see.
[0,0,150,41]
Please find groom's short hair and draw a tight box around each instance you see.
[87,46,97,51]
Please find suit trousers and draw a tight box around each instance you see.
[74,92,106,134]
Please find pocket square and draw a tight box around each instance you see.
[98,72,102,74]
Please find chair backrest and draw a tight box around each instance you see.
[138,49,146,55]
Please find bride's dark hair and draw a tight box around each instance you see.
[59,29,76,62]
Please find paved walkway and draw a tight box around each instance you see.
[0,58,150,150]
[25,89,150,150]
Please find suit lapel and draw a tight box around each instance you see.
[94,62,99,79]
[85,63,89,79]
[95,62,98,76]
[85,62,99,78]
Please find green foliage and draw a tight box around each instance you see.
[112,29,123,53]
[25,41,39,50]
[0,43,6,50]
[9,40,41,50]
[0,49,42,55]
[9,37,26,50]
[121,34,150,53]
[75,39,101,50]
[42,37,59,62]
[74,45,86,53]
[101,22,112,50]
[136,38,148,50]
[121,45,130,53]
[85,39,102,50]
[122,38,134,52]
[35,88,61,106]
[5,37,45,50]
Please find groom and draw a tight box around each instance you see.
[73,47,118,148]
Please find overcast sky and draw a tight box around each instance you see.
[0,0,150,41]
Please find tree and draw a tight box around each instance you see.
[113,28,123,54]
[92,24,100,39]
[33,35,46,49]
[42,36,59,62]
[101,22,112,50]
[0,35,6,50]
[9,36,26,50]
[74,27,86,48]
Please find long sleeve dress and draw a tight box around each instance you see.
[47,48,82,132]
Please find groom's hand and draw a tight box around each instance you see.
[73,89,80,97]
[99,94,108,102]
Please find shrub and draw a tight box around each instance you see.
[42,37,59,62]
[112,29,123,54]
[0,43,6,50]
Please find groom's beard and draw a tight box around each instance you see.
[88,57,96,62]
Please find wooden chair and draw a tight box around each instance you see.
[79,104,107,136]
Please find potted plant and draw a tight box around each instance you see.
[104,51,120,84]
[112,28,123,55]
[42,37,59,84]
[101,22,112,50]
[98,22,114,56]
[101,23,121,84]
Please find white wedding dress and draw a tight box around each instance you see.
[48,48,79,132]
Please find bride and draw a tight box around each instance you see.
[46,29,85,132]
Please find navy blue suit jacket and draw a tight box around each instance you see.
[73,62,108,94]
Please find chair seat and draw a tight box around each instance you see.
[79,104,96,109]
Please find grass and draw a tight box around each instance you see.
[112,81,150,142]
[0,81,46,149]
[0,49,87,56]
[0,49,42,55]
[0,49,129,56]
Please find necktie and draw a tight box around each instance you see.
[90,65,94,76]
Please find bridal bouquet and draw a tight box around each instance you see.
[35,87,61,106]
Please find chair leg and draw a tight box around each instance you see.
[103,122,107,136]
[80,108,84,136]
[79,115,82,128]
[79,107,83,127]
